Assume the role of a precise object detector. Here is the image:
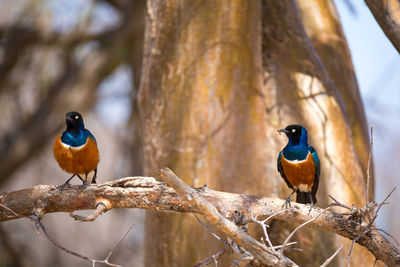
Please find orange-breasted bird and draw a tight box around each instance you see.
[277,124,320,207]
[53,111,99,185]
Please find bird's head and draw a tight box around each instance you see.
[66,111,84,130]
[278,124,308,145]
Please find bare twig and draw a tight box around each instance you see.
[193,213,227,244]
[347,228,371,260]
[35,216,133,267]
[320,245,343,267]
[0,203,19,217]
[230,255,253,267]
[279,208,330,257]
[252,209,289,251]
[328,194,352,211]
[104,224,135,263]
[193,245,229,267]
[370,187,396,226]
[366,126,373,207]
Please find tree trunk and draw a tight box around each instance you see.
[261,0,375,265]
[138,0,375,266]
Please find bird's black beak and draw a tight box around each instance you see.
[278,128,289,134]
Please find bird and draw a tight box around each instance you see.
[53,111,99,185]
[277,124,320,207]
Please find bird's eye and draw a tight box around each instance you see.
[75,116,79,120]
[292,129,296,132]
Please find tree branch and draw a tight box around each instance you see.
[0,170,399,266]
[365,0,400,54]
[155,168,297,266]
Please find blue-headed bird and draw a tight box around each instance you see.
[277,124,320,207]
[53,111,99,185]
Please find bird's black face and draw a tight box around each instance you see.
[278,124,303,144]
[66,111,84,129]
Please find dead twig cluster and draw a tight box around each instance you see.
[326,127,400,263]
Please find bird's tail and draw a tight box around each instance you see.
[296,192,317,204]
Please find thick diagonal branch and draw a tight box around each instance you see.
[365,0,400,53]
[155,168,296,266]
[0,171,399,266]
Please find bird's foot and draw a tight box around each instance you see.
[80,180,89,189]
[282,198,292,209]
[57,181,72,189]
[307,192,315,214]
[307,203,315,214]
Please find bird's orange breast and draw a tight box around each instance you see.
[280,152,315,192]
[53,135,99,175]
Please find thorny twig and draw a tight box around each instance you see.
[330,188,399,261]
[369,187,396,227]
[328,194,377,219]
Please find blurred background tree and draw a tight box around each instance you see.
[0,0,399,266]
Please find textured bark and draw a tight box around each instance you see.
[260,0,374,265]
[138,0,373,266]
[0,174,398,266]
[139,1,266,265]
[365,0,400,54]
[296,0,376,265]
[297,0,371,184]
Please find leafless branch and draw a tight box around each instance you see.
[35,216,133,267]
[193,245,230,267]
[70,201,110,222]
[155,167,297,266]
[366,126,373,209]
[279,208,330,257]
[320,245,343,267]
[365,0,400,54]
[0,170,399,266]
[252,209,289,251]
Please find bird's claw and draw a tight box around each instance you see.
[282,198,292,209]
[57,182,72,189]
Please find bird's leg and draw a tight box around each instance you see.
[308,191,314,214]
[92,168,97,184]
[282,189,297,208]
[82,173,89,187]
[76,174,84,183]
[59,174,75,188]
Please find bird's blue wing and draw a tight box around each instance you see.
[309,145,320,197]
[84,129,97,143]
[277,150,293,189]
[309,146,320,177]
